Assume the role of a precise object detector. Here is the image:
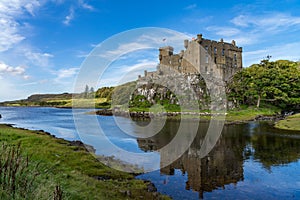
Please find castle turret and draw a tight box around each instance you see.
[155,34,242,81]
[184,39,189,49]
[159,46,174,56]
[197,34,203,41]
[231,40,236,46]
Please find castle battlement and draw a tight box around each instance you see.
[157,34,243,82]
[140,34,242,83]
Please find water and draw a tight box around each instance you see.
[0,106,300,199]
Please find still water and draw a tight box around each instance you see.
[0,106,300,199]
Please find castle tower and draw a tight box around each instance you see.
[158,34,243,82]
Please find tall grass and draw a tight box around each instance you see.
[0,142,63,200]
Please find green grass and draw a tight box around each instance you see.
[225,106,281,122]
[3,98,110,109]
[128,105,280,122]
[275,113,300,131]
[0,124,169,200]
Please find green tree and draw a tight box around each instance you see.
[228,59,300,109]
[84,85,89,98]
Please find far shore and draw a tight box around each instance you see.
[93,106,286,124]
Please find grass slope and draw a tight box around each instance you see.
[0,124,169,200]
[275,113,300,131]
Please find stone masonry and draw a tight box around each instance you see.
[134,34,243,109]
[140,34,242,82]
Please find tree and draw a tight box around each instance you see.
[90,87,95,94]
[89,87,95,98]
[228,59,300,109]
[84,85,89,98]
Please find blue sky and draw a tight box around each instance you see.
[1,0,300,101]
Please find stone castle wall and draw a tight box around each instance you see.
[134,34,242,109]
[139,34,242,82]
[157,34,242,82]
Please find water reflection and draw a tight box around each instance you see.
[250,123,300,169]
[137,120,300,199]
[1,107,300,199]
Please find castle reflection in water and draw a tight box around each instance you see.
[136,120,300,199]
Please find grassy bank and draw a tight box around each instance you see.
[225,106,281,122]
[0,124,169,200]
[274,113,300,131]
[1,98,110,109]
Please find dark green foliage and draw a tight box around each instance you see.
[38,101,69,106]
[130,95,152,108]
[95,87,114,100]
[228,59,300,109]
[96,101,111,109]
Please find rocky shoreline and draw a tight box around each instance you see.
[95,108,289,126]
[95,108,221,118]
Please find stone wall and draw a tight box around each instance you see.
[158,34,242,82]
[134,34,241,109]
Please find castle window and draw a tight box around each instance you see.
[234,53,237,61]
[214,47,217,54]
[214,57,217,63]
[234,64,237,68]
[205,66,208,72]
[205,55,209,63]
[222,49,225,56]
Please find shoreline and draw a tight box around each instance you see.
[0,123,169,199]
[94,108,285,125]
[274,113,300,131]
[0,123,145,173]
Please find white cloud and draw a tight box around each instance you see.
[231,13,300,30]
[63,0,94,25]
[206,26,241,37]
[100,42,152,59]
[98,59,157,87]
[244,42,300,67]
[79,0,94,11]
[184,4,197,10]
[24,51,54,67]
[206,12,300,46]
[24,1,41,16]
[54,67,79,81]
[99,30,190,60]
[0,0,42,52]
[63,7,75,25]
[0,62,28,79]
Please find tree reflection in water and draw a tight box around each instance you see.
[136,119,300,198]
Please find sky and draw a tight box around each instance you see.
[1,0,300,101]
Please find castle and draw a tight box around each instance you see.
[140,34,242,82]
[134,34,243,109]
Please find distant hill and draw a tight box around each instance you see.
[26,93,74,102]
[0,93,76,107]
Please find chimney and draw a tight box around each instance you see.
[231,40,236,46]
[184,39,189,49]
[197,34,203,41]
